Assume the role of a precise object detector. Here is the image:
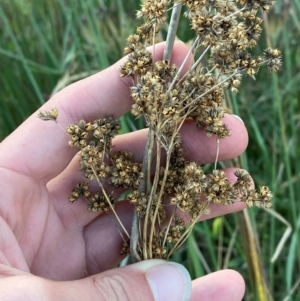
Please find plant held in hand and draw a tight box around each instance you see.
[39,0,281,263]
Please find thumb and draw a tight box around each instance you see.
[57,260,192,301]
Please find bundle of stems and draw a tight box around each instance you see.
[39,0,281,263]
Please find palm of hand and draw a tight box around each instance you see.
[0,154,135,280]
[0,168,85,280]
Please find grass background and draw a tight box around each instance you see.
[1,0,299,300]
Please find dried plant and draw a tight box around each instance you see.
[39,0,281,263]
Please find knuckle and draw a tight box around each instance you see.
[93,273,141,301]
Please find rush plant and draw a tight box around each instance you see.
[39,0,281,263]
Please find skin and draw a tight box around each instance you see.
[0,42,247,300]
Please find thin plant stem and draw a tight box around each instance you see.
[168,36,200,93]
[152,23,156,69]
[130,212,141,262]
[167,202,210,259]
[56,122,66,132]
[163,4,182,62]
[191,45,211,72]
[162,207,177,248]
[222,6,246,20]
[131,129,154,262]
[193,71,239,103]
[214,138,220,170]
[142,129,155,260]
[91,165,130,239]
[148,141,163,259]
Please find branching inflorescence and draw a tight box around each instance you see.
[39,0,281,262]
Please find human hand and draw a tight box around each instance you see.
[0,42,246,300]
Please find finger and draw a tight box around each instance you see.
[61,260,191,301]
[2,260,192,301]
[0,42,192,182]
[112,114,248,163]
[190,270,245,301]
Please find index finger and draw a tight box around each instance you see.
[0,42,192,182]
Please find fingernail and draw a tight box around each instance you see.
[232,114,244,124]
[144,261,191,301]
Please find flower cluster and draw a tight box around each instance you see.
[65,117,140,214]
[39,0,279,261]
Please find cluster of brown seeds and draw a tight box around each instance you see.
[65,117,139,214]
[39,0,280,261]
